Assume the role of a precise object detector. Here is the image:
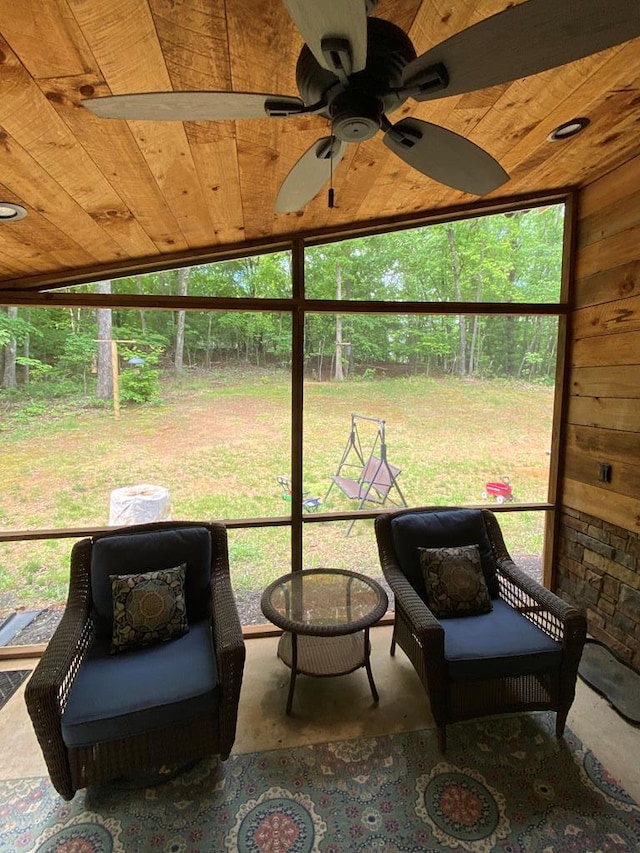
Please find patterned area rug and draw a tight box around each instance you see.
[0,712,638,852]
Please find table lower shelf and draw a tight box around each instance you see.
[277,631,369,677]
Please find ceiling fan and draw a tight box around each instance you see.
[82,0,640,213]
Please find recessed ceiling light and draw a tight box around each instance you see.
[547,118,590,142]
[0,202,28,222]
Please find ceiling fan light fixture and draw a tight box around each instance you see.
[0,202,28,222]
[547,117,590,142]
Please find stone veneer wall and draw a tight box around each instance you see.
[556,507,640,672]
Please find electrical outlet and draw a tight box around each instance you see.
[598,462,612,483]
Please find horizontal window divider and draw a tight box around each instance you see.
[0,292,297,312]
[301,300,566,316]
[0,290,567,316]
[224,516,293,529]
[301,503,554,524]
[0,504,554,543]
[0,515,293,543]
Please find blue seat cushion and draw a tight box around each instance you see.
[443,599,562,681]
[390,509,499,599]
[91,526,212,639]
[61,620,218,748]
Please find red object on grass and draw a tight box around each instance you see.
[481,478,514,503]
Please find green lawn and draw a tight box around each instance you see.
[0,369,553,611]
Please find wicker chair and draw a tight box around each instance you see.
[25,521,245,800]
[375,507,586,751]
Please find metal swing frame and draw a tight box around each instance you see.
[324,414,407,527]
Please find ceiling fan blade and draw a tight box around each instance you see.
[401,0,640,101]
[384,118,509,196]
[283,0,368,74]
[275,137,347,213]
[81,91,306,121]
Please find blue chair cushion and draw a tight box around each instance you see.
[91,526,212,638]
[443,599,563,681]
[61,620,219,748]
[390,509,499,599]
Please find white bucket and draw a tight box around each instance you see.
[108,484,171,526]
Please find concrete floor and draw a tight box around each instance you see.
[1,625,639,803]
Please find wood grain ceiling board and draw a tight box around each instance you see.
[0,0,95,78]
[69,0,219,248]
[149,0,233,92]
[149,0,246,244]
[39,74,191,255]
[0,0,639,290]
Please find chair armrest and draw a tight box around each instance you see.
[209,526,246,759]
[380,560,446,725]
[483,511,586,646]
[211,568,246,665]
[376,513,444,645]
[383,564,444,636]
[25,600,94,717]
[496,555,586,640]
[24,538,94,800]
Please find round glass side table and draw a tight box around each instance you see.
[261,568,388,715]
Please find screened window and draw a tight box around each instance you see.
[0,201,568,635]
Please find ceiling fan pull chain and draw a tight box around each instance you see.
[328,140,335,208]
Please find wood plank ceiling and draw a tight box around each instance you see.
[1,0,640,292]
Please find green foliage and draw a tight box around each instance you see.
[15,401,49,419]
[119,365,160,404]
[104,330,167,405]
[15,357,53,381]
[0,309,34,347]
[1,206,564,393]
[58,332,96,375]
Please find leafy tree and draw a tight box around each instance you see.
[0,205,564,395]
[1,307,35,388]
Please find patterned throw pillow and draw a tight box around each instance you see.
[110,564,189,653]
[419,544,493,619]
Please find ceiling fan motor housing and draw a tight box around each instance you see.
[330,92,383,141]
[296,17,417,140]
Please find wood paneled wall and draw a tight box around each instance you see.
[563,154,640,533]
[556,152,640,668]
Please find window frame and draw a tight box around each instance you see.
[0,190,575,632]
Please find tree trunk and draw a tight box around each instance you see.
[135,275,147,333]
[96,281,113,400]
[334,264,344,381]
[174,267,189,373]
[21,329,30,385]
[205,314,213,369]
[446,228,466,376]
[468,270,483,375]
[2,306,18,388]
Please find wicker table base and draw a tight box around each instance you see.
[261,568,388,715]
[278,631,370,677]
[277,628,378,714]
